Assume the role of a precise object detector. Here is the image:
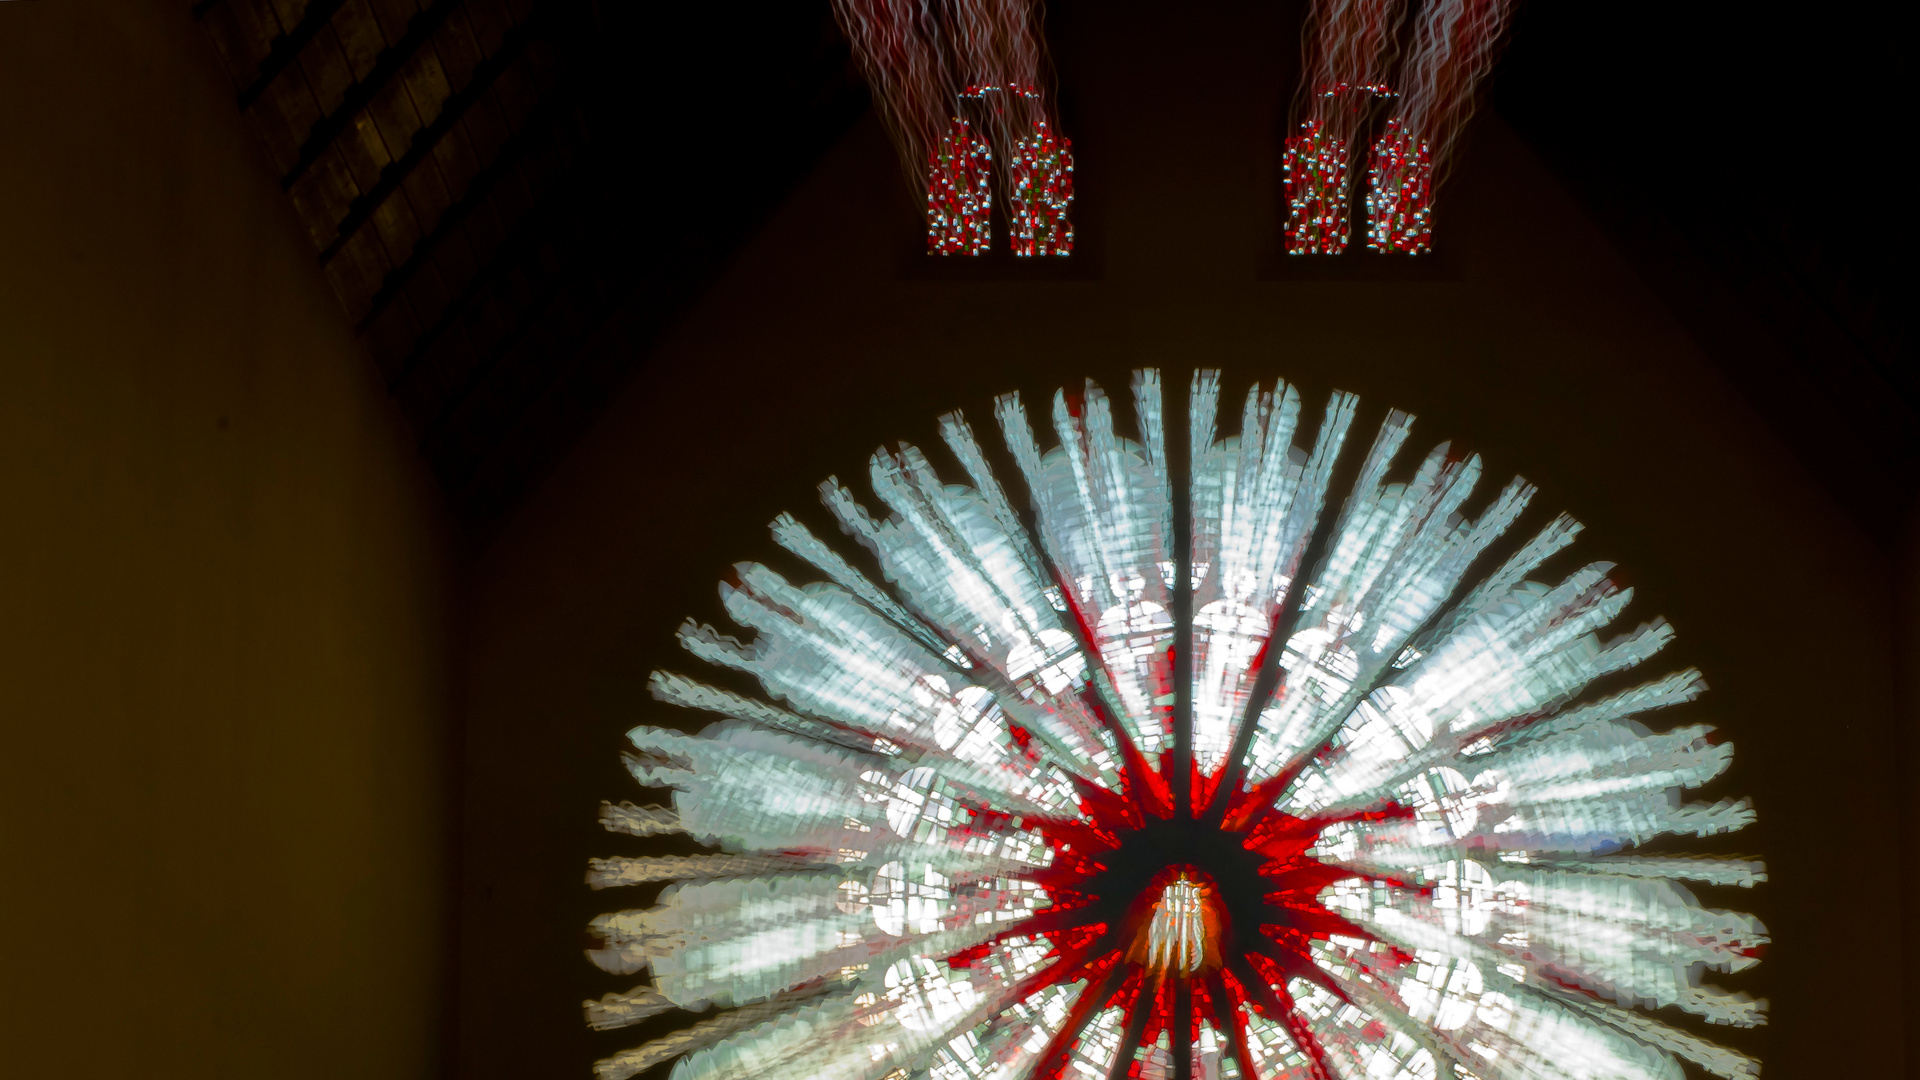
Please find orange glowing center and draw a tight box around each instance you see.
[1134,873,1223,974]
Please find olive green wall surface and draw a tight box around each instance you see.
[0,3,458,1077]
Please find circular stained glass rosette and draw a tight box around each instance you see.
[584,371,1766,1080]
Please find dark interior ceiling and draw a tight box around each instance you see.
[189,0,1914,547]
[191,0,864,538]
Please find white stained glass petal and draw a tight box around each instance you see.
[825,450,1119,786]
[1188,375,1359,773]
[996,378,1175,754]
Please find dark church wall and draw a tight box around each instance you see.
[454,6,1904,1077]
[0,2,459,1076]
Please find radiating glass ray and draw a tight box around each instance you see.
[1189,374,1358,775]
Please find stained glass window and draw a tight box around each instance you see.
[585,371,1764,1080]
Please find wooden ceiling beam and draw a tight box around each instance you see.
[280,0,461,189]
[232,0,351,109]
[358,85,579,340]
[318,6,550,266]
